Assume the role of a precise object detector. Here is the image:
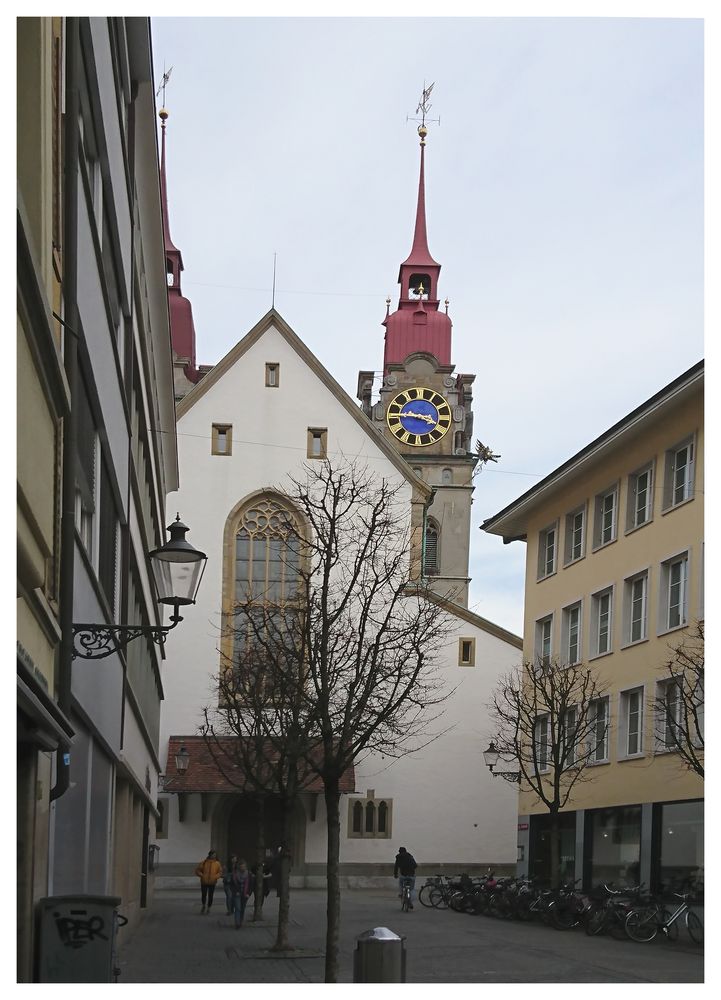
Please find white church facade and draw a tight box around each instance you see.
[154,113,522,886]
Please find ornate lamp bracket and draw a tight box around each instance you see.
[72,612,182,660]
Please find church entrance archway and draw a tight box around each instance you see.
[226,797,284,864]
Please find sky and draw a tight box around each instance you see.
[149,14,704,637]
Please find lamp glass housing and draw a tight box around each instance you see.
[150,516,207,607]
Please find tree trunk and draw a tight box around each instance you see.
[549,809,561,889]
[272,795,296,951]
[323,777,341,984]
[252,795,266,922]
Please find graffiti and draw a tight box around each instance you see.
[53,910,109,949]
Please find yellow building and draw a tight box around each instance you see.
[483,362,703,893]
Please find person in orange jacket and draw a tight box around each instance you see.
[195,849,222,914]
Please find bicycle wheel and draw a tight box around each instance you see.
[429,886,448,909]
[418,884,435,908]
[550,903,576,931]
[585,905,607,936]
[686,910,703,945]
[401,889,410,913]
[625,907,658,943]
[661,910,679,942]
[449,891,466,912]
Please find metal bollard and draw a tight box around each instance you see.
[353,926,406,983]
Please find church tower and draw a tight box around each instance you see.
[358,105,477,607]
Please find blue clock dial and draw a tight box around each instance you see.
[386,387,452,447]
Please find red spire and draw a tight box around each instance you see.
[159,109,181,257]
[401,138,439,269]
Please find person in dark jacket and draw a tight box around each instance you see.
[393,846,418,908]
[228,857,254,928]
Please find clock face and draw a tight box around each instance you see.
[386,387,452,447]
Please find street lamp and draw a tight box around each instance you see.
[73,515,207,660]
[483,741,521,784]
[174,745,190,773]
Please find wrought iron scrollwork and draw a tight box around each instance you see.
[72,614,182,660]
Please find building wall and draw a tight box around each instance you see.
[518,385,703,819]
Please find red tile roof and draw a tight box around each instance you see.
[163,735,355,794]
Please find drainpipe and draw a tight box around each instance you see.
[51,16,80,802]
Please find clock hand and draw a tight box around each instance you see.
[402,410,436,425]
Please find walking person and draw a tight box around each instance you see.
[194,849,222,914]
[229,857,254,929]
[393,846,418,909]
[223,854,238,915]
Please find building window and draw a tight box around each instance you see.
[442,468,453,485]
[627,463,653,530]
[624,571,649,645]
[75,369,98,562]
[98,459,118,614]
[663,437,695,509]
[265,363,280,387]
[590,587,613,658]
[561,602,582,666]
[458,637,475,666]
[590,697,609,762]
[534,714,550,772]
[564,506,586,565]
[657,800,704,900]
[537,523,558,579]
[348,792,392,839]
[660,553,689,632]
[594,485,618,548]
[212,423,233,456]
[424,518,440,576]
[588,806,641,888]
[535,615,553,668]
[307,427,328,459]
[562,706,578,767]
[620,687,644,757]
[656,679,683,751]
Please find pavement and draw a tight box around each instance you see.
[118,887,704,984]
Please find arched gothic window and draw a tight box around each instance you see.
[222,494,304,676]
[424,518,440,576]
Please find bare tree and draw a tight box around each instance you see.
[202,604,316,950]
[653,620,704,778]
[488,658,608,888]
[285,459,451,983]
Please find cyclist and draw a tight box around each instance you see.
[394,846,418,909]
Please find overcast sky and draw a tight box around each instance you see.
[150,15,704,636]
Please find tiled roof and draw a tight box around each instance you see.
[163,735,355,794]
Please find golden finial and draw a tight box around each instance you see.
[159,108,169,123]
[385,296,391,318]
[407,82,440,144]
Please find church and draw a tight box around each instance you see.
[154,105,522,886]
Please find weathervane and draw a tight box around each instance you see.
[407,82,440,144]
[156,64,173,107]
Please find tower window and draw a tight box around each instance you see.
[212,423,232,456]
[424,519,439,576]
[265,363,280,388]
[458,638,476,666]
[408,273,431,298]
[166,258,175,287]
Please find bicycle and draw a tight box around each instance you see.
[625,892,703,945]
[400,875,414,912]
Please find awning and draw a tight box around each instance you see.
[163,735,355,794]
[17,656,74,752]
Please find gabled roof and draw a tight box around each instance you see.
[482,360,704,542]
[414,589,523,649]
[176,308,433,501]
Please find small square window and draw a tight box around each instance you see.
[593,485,618,548]
[212,423,233,456]
[458,637,476,666]
[627,463,654,531]
[307,427,328,459]
[265,363,280,387]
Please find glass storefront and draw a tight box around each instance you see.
[586,805,641,888]
[528,812,576,885]
[656,799,704,901]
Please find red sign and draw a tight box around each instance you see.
[517,823,529,831]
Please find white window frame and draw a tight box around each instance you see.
[659,551,689,634]
[626,461,654,532]
[589,696,610,763]
[537,522,558,580]
[562,705,578,767]
[564,505,586,565]
[535,614,553,668]
[561,601,583,666]
[593,484,619,549]
[655,678,683,753]
[619,686,645,758]
[623,570,649,646]
[534,714,550,772]
[663,436,695,510]
[590,586,614,659]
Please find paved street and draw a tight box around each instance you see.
[118,888,703,983]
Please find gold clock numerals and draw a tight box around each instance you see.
[386,386,452,448]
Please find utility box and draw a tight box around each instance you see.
[353,926,406,983]
[35,895,122,982]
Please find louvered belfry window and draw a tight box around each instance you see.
[424,520,439,576]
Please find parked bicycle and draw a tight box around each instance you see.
[625,892,703,945]
[399,875,414,912]
[584,883,644,939]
